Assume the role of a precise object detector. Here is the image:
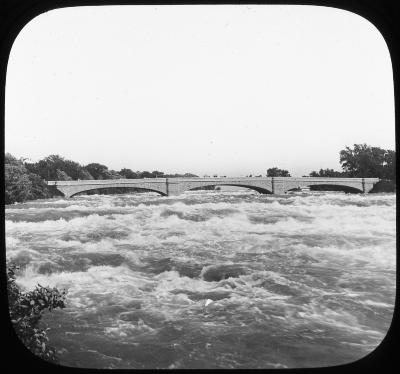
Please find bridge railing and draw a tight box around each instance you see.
[46,178,168,185]
[272,177,380,182]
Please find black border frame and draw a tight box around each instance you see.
[1,1,398,373]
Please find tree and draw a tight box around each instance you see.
[55,169,72,181]
[383,149,396,180]
[149,170,164,178]
[309,168,347,177]
[182,173,198,177]
[24,155,92,181]
[77,169,94,180]
[84,163,110,180]
[31,155,67,180]
[103,169,123,179]
[62,159,84,180]
[340,144,395,179]
[5,153,33,204]
[27,173,52,200]
[119,168,138,179]
[267,167,291,177]
[7,262,67,363]
[139,171,153,178]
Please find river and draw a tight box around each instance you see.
[5,190,396,369]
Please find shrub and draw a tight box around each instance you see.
[7,262,67,363]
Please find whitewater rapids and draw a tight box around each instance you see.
[5,190,396,369]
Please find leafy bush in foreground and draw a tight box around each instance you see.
[7,262,67,363]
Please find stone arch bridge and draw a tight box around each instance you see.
[47,177,379,198]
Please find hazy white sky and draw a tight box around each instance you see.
[5,5,395,177]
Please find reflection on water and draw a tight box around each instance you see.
[5,190,396,369]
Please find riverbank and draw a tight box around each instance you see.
[370,180,396,193]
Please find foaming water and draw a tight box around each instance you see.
[5,190,396,369]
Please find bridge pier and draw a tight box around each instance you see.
[271,177,285,194]
[166,179,181,196]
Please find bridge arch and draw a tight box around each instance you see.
[57,185,167,198]
[308,184,363,193]
[187,183,272,195]
[70,186,167,198]
[284,183,363,194]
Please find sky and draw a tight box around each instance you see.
[5,5,395,177]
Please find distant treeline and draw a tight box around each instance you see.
[4,143,396,204]
[4,153,199,204]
